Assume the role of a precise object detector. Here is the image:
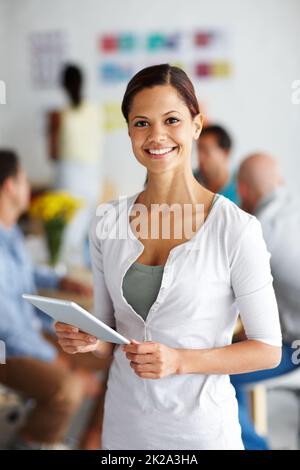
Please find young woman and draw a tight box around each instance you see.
[55,64,282,450]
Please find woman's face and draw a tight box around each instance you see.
[127,85,202,176]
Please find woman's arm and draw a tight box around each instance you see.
[176,340,281,375]
[122,339,281,379]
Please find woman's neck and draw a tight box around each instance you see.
[141,167,211,208]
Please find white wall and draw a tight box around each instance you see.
[1,0,300,196]
[0,0,10,145]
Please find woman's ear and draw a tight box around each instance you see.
[193,113,204,140]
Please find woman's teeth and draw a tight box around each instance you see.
[147,147,176,156]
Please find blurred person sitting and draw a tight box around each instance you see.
[230,152,300,449]
[194,124,240,204]
[48,64,104,266]
[0,150,110,449]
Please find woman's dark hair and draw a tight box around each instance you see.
[200,125,232,151]
[61,64,83,107]
[121,63,200,122]
[0,150,19,188]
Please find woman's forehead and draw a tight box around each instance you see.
[130,86,188,116]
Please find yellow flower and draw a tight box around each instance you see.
[29,191,83,223]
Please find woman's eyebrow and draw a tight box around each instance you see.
[132,110,181,120]
[163,110,181,116]
[132,115,148,120]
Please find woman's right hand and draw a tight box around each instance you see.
[55,322,99,354]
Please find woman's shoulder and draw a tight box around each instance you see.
[214,195,260,247]
[217,195,253,225]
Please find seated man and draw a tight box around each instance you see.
[0,150,111,449]
[195,124,240,205]
[232,153,300,449]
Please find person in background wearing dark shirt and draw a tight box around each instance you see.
[194,124,240,205]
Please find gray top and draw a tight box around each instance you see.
[122,193,219,321]
[122,262,164,321]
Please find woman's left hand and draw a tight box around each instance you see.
[122,340,180,379]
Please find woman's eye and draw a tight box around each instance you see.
[166,117,179,124]
[134,121,149,127]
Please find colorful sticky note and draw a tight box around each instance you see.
[195,63,212,77]
[119,34,137,52]
[101,35,118,53]
[165,33,181,50]
[147,34,166,51]
[103,101,127,132]
[100,63,133,82]
[211,61,231,78]
[194,32,212,47]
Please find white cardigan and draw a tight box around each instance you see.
[89,192,282,450]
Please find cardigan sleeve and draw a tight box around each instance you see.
[230,216,282,346]
[89,216,116,329]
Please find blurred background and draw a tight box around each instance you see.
[1,0,300,196]
[0,0,300,451]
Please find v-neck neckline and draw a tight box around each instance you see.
[127,191,222,256]
[120,192,223,327]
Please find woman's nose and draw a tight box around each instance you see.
[147,124,167,144]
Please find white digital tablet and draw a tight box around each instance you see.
[22,294,130,345]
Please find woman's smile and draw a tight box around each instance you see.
[144,146,179,159]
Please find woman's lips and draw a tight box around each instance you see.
[144,146,178,159]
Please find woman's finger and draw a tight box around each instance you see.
[61,346,78,354]
[56,331,97,342]
[130,362,157,373]
[59,343,92,353]
[60,339,97,347]
[55,321,78,333]
[126,352,155,363]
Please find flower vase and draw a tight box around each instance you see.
[44,216,66,267]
